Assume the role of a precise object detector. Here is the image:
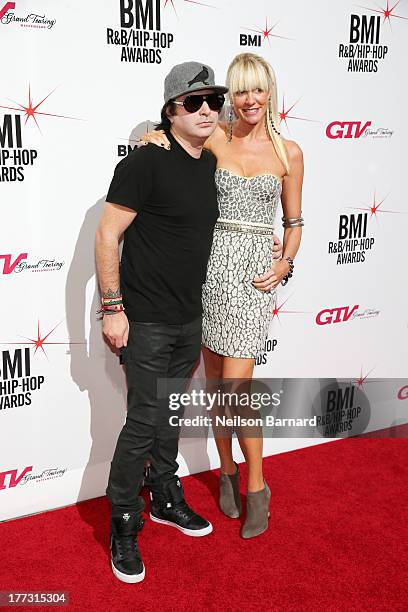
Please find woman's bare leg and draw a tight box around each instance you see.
[222,356,264,493]
[202,346,236,475]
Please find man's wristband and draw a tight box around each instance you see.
[101,309,124,315]
[96,301,125,315]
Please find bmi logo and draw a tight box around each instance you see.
[0,321,86,411]
[314,382,370,437]
[256,338,278,366]
[107,0,217,63]
[239,17,291,48]
[117,120,156,158]
[0,84,82,182]
[328,189,404,264]
[0,114,37,182]
[0,348,42,411]
[338,2,408,72]
[328,213,374,264]
[107,0,173,64]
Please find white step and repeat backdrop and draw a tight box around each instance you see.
[1,0,407,521]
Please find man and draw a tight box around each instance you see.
[95,61,228,583]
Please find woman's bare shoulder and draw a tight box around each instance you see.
[217,121,228,137]
[282,137,303,163]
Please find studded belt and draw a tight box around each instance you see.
[215,217,275,235]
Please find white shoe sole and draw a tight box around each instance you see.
[111,559,145,583]
[149,513,213,537]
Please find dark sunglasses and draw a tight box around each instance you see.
[173,93,225,113]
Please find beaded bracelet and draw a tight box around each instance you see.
[281,256,294,286]
[100,309,124,316]
[101,295,123,304]
[96,303,125,315]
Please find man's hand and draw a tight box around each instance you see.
[102,311,129,349]
[272,233,283,259]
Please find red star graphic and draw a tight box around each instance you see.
[279,95,318,133]
[242,17,292,45]
[353,365,376,388]
[357,1,408,28]
[163,0,177,14]
[349,189,406,219]
[3,320,86,360]
[0,84,83,134]
[163,0,217,16]
[271,294,311,324]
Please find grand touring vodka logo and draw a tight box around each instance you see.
[0,466,66,490]
[0,1,56,28]
[0,253,64,274]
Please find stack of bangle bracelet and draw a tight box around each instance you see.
[281,256,294,286]
[96,295,125,316]
[282,215,304,228]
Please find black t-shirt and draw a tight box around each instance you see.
[106,131,219,324]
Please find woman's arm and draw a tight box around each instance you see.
[140,122,225,152]
[280,139,304,262]
[202,122,225,153]
[252,139,304,291]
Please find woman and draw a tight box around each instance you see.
[142,53,304,538]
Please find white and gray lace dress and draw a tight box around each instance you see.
[202,168,281,358]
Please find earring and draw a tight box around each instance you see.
[268,98,281,136]
[227,104,234,142]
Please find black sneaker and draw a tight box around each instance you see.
[110,512,145,583]
[149,478,213,537]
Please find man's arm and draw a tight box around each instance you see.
[95,202,137,349]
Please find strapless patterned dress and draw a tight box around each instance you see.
[202,168,281,358]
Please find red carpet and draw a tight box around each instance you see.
[1,438,407,611]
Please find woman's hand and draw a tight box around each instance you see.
[140,129,171,149]
[252,259,290,292]
[272,234,283,259]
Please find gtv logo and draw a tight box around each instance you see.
[0,3,15,21]
[326,121,371,139]
[397,386,408,400]
[0,253,27,274]
[0,466,32,490]
[316,305,359,325]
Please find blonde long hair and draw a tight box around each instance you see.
[226,53,289,174]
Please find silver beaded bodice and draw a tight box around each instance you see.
[214,168,281,226]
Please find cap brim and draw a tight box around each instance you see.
[164,84,228,105]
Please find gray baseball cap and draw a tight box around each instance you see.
[163,61,228,105]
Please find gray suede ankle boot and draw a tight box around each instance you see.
[219,461,242,518]
[241,480,271,539]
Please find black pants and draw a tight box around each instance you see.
[106,316,202,515]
